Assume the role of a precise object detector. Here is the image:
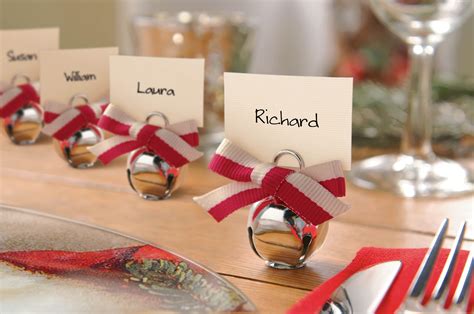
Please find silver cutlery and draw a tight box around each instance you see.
[321,260,402,314]
[401,218,473,313]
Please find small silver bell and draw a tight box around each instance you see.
[127,148,186,200]
[248,196,328,269]
[53,124,103,168]
[126,111,185,200]
[247,150,329,269]
[1,74,43,145]
[53,94,103,168]
[1,104,43,145]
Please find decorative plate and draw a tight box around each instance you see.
[0,205,256,313]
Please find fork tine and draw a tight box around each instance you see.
[432,222,466,302]
[409,218,449,298]
[452,245,474,308]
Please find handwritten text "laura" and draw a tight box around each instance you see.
[255,109,319,128]
[137,81,175,96]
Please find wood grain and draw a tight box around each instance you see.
[1,136,472,239]
[0,135,473,313]
[225,276,309,314]
[1,169,471,288]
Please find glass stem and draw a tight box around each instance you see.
[401,44,435,160]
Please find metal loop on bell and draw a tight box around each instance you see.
[273,149,305,170]
[10,74,31,86]
[146,111,170,127]
[69,94,89,107]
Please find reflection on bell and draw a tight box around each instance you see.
[1,104,43,145]
[127,148,186,200]
[53,125,103,168]
[248,196,328,269]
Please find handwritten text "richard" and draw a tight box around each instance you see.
[255,109,319,128]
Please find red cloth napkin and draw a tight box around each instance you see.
[288,247,472,314]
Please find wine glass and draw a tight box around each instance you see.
[350,0,473,197]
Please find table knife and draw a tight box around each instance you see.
[321,260,402,314]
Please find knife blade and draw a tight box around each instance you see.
[321,261,402,314]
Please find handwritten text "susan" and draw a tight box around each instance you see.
[7,50,37,62]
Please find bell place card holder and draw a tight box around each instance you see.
[0,28,59,145]
[88,56,204,200]
[194,73,353,269]
[40,47,118,168]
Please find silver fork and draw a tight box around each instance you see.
[401,218,473,313]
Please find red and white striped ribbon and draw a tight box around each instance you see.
[42,100,108,141]
[0,83,40,118]
[193,139,350,226]
[88,104,203,167]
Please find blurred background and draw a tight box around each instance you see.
[2,0,473,158]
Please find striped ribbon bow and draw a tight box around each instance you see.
[88,104,203,167]
[193,139,350,226]
[0,83,40,118]
[42,101,108,141]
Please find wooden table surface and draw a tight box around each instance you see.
[0,135,473,313]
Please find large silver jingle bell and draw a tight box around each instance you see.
[52,94,103,169]
[1,74,43,145]
[127,112,186,200]
[247,150,329,269]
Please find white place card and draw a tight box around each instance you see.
[40,47,118,106]
[0,28,59,90]
[224,73,353,170]
[109,56,204,126]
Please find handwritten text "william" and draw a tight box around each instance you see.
[64,71,97,82]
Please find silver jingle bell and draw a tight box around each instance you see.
[248,196,329,269]
[247,149,328,269]
[127,148,186,200]
[53,124,103,168]
[1,103,43,145]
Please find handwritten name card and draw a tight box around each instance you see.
[40,47,118,106]
[0,28,59,90]
[110,56,204,126]
[224,73,353,170]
